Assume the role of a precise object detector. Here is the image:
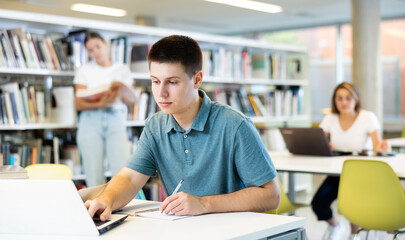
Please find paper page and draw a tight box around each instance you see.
[135,208,190,221]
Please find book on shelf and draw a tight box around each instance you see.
[204,86,304,119]
[11,27,40,69]
[128,88,142,121]
[62,145,81,176]
[68,30,87,68]
[0,82,50,125]
[137,91,149,121]
[52,86,75,124]
[110,36,127,64]
[24,138,42,164]
[50,34,71,71]
[1,91,14,124]
[288,57,302,79]
[130,44,150,73]
[251,53,269,79]
[6,29,27,69]
[0,165,28,179]
[27,32,46,69]
[147,92,157,119]
[0,30,18,68]
[45,36,61,71]
[0,27,76,71]
[8,92,20,124]
[0,39,8,68]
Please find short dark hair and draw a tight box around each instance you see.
[84,31,105,44]
[147,35,202,78]
[331,82,361,114]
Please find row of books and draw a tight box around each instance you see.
[0,82,47,125]
[0,135,81,176]
[251,53,303,80]
[202,49,304,80]
[0,27,305,82]
[0,82,76,126]
[128,89,159,122]
[206,87,304,118]
[120,43,306,82]
[0,28,75,71]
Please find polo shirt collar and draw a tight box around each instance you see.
[165,90,211,133]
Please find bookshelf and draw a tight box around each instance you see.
[0,9,311,189]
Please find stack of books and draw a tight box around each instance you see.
[0,165,28,179]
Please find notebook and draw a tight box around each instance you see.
[279,127,352,156]
[0,179,128,236]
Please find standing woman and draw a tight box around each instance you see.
[74,32,135,187]
[311,82,389,240]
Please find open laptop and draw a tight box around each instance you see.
[0,179,127,236]
[279,127,352,156]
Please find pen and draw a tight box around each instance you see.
[161,179,184,213]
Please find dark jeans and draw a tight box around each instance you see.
[311,176,340,221]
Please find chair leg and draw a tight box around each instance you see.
[393,230,405,240]
[365,231,369,240]
[354,228,365,240]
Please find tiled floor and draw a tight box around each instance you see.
[291,175,405,240]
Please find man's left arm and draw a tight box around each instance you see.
[160,178,280,216]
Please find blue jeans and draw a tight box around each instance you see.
[77,108,130,187]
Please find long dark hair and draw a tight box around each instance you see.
[331,82,361,114]
[84,31,105,45]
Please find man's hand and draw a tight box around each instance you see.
[159,192,208,216]
[85,198,112,222]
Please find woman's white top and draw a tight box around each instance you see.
[320,110,380,152]
[74,61,133,111]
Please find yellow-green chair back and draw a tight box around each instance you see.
[338,159,405,232]
[264,178,309,214]
[25,164,71,180]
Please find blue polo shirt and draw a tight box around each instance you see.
[126,90,277,196]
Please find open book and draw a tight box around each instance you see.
[76,84,111,101]
[76,83,135,102]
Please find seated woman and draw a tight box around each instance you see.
[311,82,389,240]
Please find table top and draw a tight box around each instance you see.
[0,199,305,240]
[270,150,405,179]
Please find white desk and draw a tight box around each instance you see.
[0,199,306,240]
[269,150,405,200]
[387,138,405,152]
[270,150,405,178]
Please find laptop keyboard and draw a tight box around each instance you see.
[93,218,110,226]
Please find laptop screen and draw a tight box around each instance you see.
[280,128,338,156]
[0,179,127,236]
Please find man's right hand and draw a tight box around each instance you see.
[85,198,112,221]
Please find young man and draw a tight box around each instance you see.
[85,35,281,221]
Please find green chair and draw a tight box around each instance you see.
[264,177,309,215]
[25,163,72,180]
[338,159,405,240]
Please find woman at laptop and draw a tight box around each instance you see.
[311,82,389,240]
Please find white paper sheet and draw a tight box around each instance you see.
[134,208,190,221]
